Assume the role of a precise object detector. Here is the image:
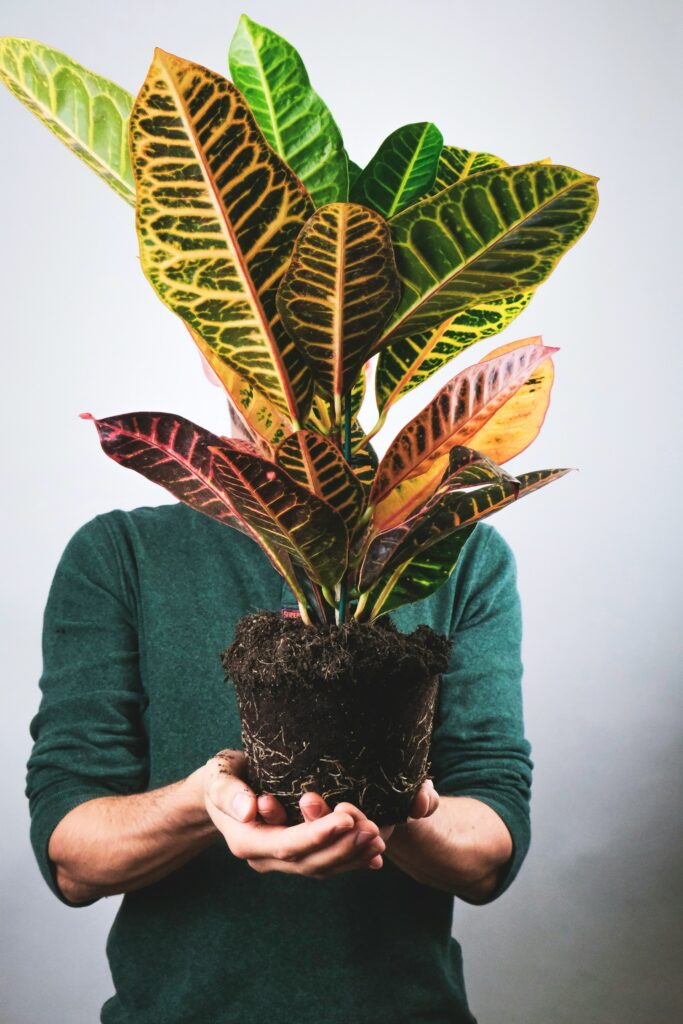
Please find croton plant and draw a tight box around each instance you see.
[1,16,598,626]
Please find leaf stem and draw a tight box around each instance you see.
[352,408,387,452]
[337,399,353,623]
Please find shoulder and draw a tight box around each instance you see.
[52,501,221,591]
[451,522,521,632]
[63,501,212,555]
[457,521,518,582]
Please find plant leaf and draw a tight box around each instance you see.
[373,162,599,352]
[361,453,570,591]
[79,409,253,529]
[0,37,134,203]
[424,144,507,197]
[228,14,348,206]
[277,203,400,417]
[130,48,315,425]
[209,442,348,591]
[349,421,379,491]
[375,291,533,414]
[464,337,556,463]
[362,524,477,618]
[370,339,557,528]
[82,410,315,607]
[190,327,290,456]
[276,430,366,533]
[347,156,363,189]
[350,122,444,218]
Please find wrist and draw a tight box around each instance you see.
[180,765,216,831]
[386,806,435,851]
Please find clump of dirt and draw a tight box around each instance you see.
[221,612,451,825]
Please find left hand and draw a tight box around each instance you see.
[255,779,440,868]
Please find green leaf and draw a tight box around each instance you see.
[362,525,477,619]
[0,37,134,203]
[350,122,443,218]
[424,144,507,197]
[375,292,533,414]
[347,156,363,188]
[360,450,571,591]
[228,14,348,206]
[276,430,366,534]
[374,162,599,351]
[277,203,400,419]
[130,49,315,426]
[80,410,309,607]
[209,440,348,591]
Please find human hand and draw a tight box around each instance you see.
[201,750,388,879]
[297,777,440,846]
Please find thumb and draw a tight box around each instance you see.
[204,749,258,823]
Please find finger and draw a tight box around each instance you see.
[332,801,379,839]
[426,780,440,817]
[204,750,257,823]
[293,826,386,877]
[240,808,356,861]
[408,782,431,820]
[257,793,288,826]
[299,791,333,822]
[248,830,386,878]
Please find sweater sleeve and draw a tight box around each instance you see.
[429,524,533,903]
[25,514,149,906]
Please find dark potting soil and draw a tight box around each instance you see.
[221,612,451,825]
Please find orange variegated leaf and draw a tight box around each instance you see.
[361,451,571,594]
[370,339,557,529]
[464,337,556,463]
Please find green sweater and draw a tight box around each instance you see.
[26,502,532,1024]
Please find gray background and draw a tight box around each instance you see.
[1,0,681,1021]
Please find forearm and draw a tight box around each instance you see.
[384,795,513,902]
[48,768,217,903]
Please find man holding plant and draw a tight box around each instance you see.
[4,11,597,1022]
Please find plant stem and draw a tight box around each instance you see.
[351,408,387,452]
[366,562,407,620]
[353,591,369,621]
[297,600,312,625]
[337,398,353,624]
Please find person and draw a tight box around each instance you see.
[25,356,533,1024]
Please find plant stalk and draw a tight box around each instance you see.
[337,398,353,624]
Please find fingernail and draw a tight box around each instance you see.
[232,792,252,820]
[301,802,323,819]
[355,830,375,846]
[332,822,353,835]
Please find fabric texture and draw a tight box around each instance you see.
[26,502,533,1024]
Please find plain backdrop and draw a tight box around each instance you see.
[1,1,682,1021]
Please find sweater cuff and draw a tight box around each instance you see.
[29,787,116,907]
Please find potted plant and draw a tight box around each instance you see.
[1,15,598,826]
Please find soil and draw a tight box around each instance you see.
[221,612,451,826]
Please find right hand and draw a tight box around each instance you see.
[201,750,386,879]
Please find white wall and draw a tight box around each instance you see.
[1,1,681,1021]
